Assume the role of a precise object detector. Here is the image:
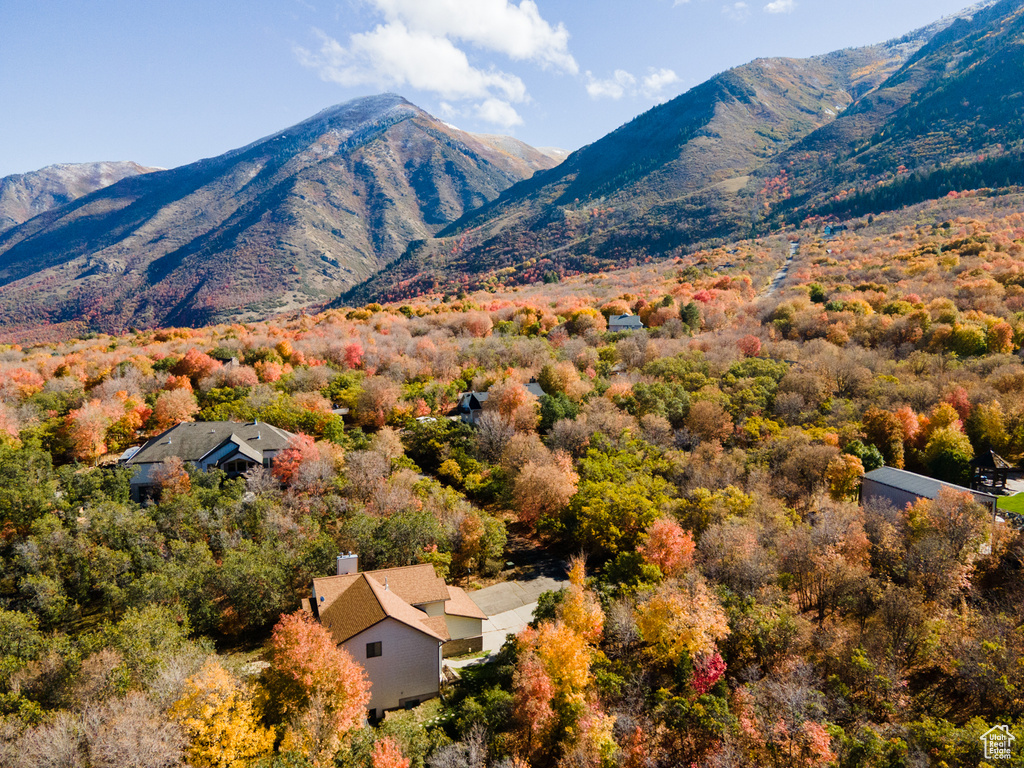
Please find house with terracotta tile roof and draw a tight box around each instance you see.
[304,554,486,718]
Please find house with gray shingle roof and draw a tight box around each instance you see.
[122,420,295,501]
[609,314,644,332]
[305,555,486,718]
[454,381,546,426]
[859,466,997,515]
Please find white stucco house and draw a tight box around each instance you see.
[121,420,295,501]
[306,556,486,719]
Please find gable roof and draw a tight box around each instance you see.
[125,420,294,465]
[862,466,996,502]
[314,571,448,644]
[445,585,487,620]
[362,563,450,605]
[201,433,264,464]
[609,314,644,328]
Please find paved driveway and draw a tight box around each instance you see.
[468,575,566,615]
[446,575,566,668]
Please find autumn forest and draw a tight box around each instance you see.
[0,186,1021,768]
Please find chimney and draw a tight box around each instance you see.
[336,551,358,575]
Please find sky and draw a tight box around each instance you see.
[0,0,983,178]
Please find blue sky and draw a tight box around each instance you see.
[0,0,981,177]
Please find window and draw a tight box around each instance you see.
[366,641,382,658]
[221,459,252,476]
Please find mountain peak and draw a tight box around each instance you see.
[0,161,158,234]
[0,98,559,337]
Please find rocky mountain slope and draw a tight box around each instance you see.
[0,161,158,233]
[346,0,1020,304]
[0,95,559,336]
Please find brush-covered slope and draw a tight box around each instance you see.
[760,0,1023,222]
[347,1,1019,304]
[0,95,558,335]
[343,40,926,303]
[0,161,158,233]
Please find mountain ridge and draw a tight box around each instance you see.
[0,161,159,234]
[343,0,1022,305]
[0,95,559,336]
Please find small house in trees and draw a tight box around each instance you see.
[122,420,295,501]
[454,391,489,425]
[525,381,546,399]
[609,314,644,333]
[859,466,997,515]
[823,223,848,237]
[304,555,487,718]
[454,381,546,425]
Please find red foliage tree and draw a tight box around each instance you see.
[638,517,695,577]
[271,434,317,485]
[942,386,972,424]
[344,342,364,370]
[692,651,727,695]
[737,335,762,357]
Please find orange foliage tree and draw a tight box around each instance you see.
[638,517,695,578]
[512,451,578,527]
[64,399,117,463]
[151,388,199,432]
[635,575,729,665]
[370,737,411,768]
[172,348,221,383]
[263,610,370,761]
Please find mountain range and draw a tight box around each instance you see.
[0,96,558,336]
[347,0,1022,303]
[1,0,1022,337]
[0,161,158,234]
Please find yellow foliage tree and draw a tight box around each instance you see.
[557,557,604,644]
[825,453,864,501]
[635,576,729,664]
[168,659,273,768]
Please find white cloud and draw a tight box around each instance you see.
[763,0,796,13]
[368,0,577,73]
[587,67,679,102]
[296,0,577,129]
[474,98,524,128]
[586,70,636,100]
[298,24,527,102]
[722,2,751,21]
[642,68,680,100]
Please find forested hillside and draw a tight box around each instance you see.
[348,0,1024,307]
[1,191,1022,767]
[0,96,558,337]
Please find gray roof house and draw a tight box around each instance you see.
[859,466,997,515]
[454,381,546,426]
[122,420,295,501]
[609,314,644,332]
